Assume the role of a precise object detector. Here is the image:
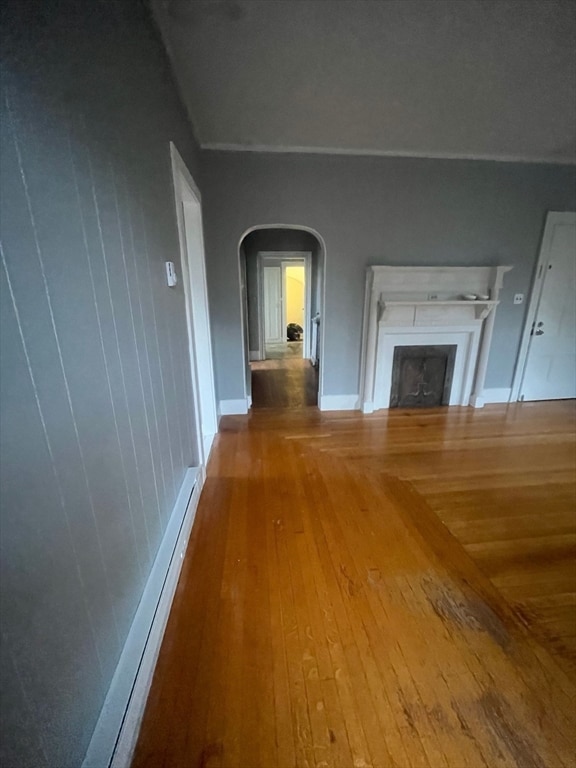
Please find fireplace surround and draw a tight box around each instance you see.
[390,344,457,408]
[360,266,512,413]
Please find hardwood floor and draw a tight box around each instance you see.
[250,356,319,408]
[133,401,576,768]
[262,341,304,360]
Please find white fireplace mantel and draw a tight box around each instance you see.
[360,265,512,413]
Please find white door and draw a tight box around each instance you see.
[520,213,576,401]
[263,266,283,343]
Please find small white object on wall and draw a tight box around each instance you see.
[165,261,178,287]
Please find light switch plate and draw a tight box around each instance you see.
[165,261,178,287]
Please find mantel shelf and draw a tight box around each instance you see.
[380,300,499,307]
[377,298,500,323]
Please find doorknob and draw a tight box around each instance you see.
[535,329,544,336]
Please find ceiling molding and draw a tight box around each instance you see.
[155,0,576,165]
[201,143,576,167]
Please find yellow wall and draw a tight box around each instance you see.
[285,265,305,327]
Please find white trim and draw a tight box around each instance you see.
[201,142,576,167]
[310,312,321,367]
[237,225,327,406]
[218,398,249,416]
[256,254,271,351]
[202,432,216,466]
[482,387,512,404]
[511,212,576,402]
[374,327,480,409]
[82,467,203,768]
[170,143,218,464]
[249,350,260,361]
[319,394,359,411]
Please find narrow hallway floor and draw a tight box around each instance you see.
[250,344,318,408]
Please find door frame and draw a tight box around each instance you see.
[170,143,218,462]
[257,251,312,359]
[511,211,576,402]
[237,224,327,412]
[262,264,283,344]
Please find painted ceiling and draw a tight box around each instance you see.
[153,0,576,164]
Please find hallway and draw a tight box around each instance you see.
[133,401,576,768]
[251,342,319,408]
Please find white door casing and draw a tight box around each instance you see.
[515,212,576,402]
[263,266,283,343]
[258,251,312,358]
[170,143,218,461]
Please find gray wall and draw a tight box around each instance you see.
[200,151,576,400]
[0,2,200,766]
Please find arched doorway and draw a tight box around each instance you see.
[238,226,326,408]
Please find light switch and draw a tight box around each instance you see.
[165,261,178,287]
[513,293,524,305]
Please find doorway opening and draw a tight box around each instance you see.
[238,227,325,409]
[512,212,576,402]
[261,254,310,361]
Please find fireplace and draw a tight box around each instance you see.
[389,345,457,408]
[360,265,512,412]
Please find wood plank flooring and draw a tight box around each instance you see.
[133,401,576,768]
[250,357,319,408]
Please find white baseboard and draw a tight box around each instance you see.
[82,466,204,768]
[249,350,260,361]
[202,432,216,465]
[319,394,360,411]
[218,398,249,416]
[483,387,512,404]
